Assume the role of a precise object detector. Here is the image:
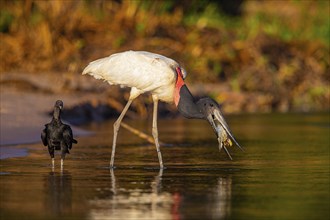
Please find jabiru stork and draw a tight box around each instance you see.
[82,51,243,168]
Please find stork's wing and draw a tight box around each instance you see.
[82,51,177,91]
[41,127,48,146]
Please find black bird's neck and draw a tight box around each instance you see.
[52,107,62,124]
[174,71,204,119]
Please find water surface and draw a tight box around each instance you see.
[1,113,329,219]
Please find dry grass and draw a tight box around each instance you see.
[0,0,329,112]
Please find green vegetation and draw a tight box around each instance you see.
[0,0,329,112]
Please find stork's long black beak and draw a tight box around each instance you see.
[206,107,244,152]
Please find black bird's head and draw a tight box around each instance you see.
[53,100,64,119]
[196,97,243,159]
[55,100,64,110]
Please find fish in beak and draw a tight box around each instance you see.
[199,98,244,160]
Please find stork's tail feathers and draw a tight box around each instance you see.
[72,139,78,144]
[82,58,108,80]
[82,64,92,75]
[82,62,96,75]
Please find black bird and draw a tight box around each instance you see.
[41,100,77,168]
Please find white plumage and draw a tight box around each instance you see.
[82,50,188,168]
[82,50,243,168]
[82,50,186,102]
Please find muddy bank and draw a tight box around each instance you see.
[0,70,236,147]
[0,69,328,147]
[0,84,91,146]
[0,70,289,122]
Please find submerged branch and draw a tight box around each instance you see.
[121,122,165,146]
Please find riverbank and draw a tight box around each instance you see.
[1,1,329,114]
[1,68,329,148]
[0,85,91,146]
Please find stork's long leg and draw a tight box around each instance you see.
[110,99,133,168]
[152,98,164,169]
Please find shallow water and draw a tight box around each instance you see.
[0,113,329,220]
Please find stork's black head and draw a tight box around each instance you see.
[196,97,243,153]
[175,82,243,158]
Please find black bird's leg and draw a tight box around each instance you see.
[48,146,55,168]
[60,152,65,169]
[60,144,68,169]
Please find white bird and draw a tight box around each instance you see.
[82,50,243,168]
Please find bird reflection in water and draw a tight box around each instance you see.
[89,169,232,220]
[89,169,177,220]
[44,170,72,217]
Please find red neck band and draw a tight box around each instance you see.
[174,67,185,106]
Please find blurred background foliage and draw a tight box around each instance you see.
[0,0,329,113]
